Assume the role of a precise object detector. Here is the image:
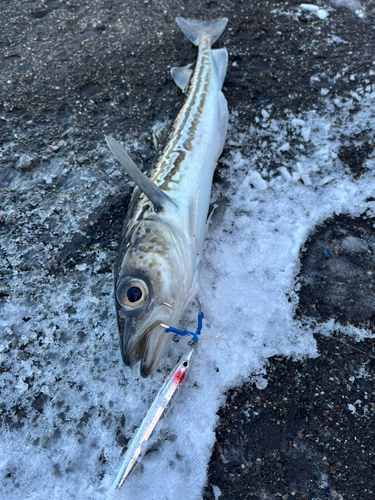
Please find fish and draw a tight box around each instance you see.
[106,17,228,377]
[111,348,195,491]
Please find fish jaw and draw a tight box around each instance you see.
[140,324,172,377]
[138,284,198,377]
[116,294,196,377]
[116,302,173,371]
[116,313,154,367]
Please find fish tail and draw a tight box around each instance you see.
[175,17,228,47]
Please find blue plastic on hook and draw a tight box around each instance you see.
[165,312,204,342]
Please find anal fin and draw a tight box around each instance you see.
[216,91,228,156]
[211,48,228,89]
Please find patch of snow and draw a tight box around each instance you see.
[348,404,356,414]
[301,127,311,142]
[316,9,329,19]
[243,171,268,190]
[310,75,321,86]
[291,118,305,128]
[255,377,268,390]
[212,485,222,499]
[330,0,363,11]
[300,3,320,11]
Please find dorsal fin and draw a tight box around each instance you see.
[105,136,176,212]
[170,64,193,93]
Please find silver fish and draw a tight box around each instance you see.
[111,348,194,491]
[106,17,228,377]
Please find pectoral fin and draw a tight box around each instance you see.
[106,135,176,212]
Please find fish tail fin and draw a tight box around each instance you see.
[175,17,228,47]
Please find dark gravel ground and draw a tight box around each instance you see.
[1,1,375,499]
[204,333,375,500]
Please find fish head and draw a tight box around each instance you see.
[114,219,194,377]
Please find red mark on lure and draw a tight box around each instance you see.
[174,369,186,385]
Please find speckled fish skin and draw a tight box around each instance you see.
[113,18,228,377]
[111,348,194,491]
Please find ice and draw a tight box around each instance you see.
[348,404,356,414]
[1,68,375,500]
[291,118,305,128]
[300,3,320,11]
[316,9,329,19]
[310,75,321,86]
[355,8,365,18]
[301,126,311,142]
[255,377,268,390]
[330,0,363,11]
[278,166,293,181]
[243,171,268,190]
[350,90,361,101]
[212,485,222,499]
[330,0,366,18]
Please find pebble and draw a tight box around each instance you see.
[16,153,33,169]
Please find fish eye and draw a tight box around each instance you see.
[182,361,188,368]
[127,286,143,302]
[116,277,149,309]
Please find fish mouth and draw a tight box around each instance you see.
[117,305,174,377]
[140,325,171,377]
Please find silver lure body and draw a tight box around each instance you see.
[111,348,194,491]
[108,18,228,377]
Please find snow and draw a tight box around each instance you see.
[212,485,222,499]
[348,404,356,414]
[255,377,268,390]
[316,9,329,19]
[1,59,375,500]
[291,118,306,128]
[300,4,320,12]
[243,170,268,190]
[330,0,366,17]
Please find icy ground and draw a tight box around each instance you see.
[1,69,375,500]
